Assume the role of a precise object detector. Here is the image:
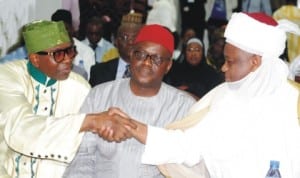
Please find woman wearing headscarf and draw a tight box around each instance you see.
[164,37,224,99]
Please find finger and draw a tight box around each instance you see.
[108,128,114,139]
[125,125,138,138]
[120,126,133,139]
[99,128,115,142]
[108,107,130,118]
[127,118,140,129]
[107,107,116,116]
[116,116,137,129]
[112,125,131,142]
[123,129,133,138]
[124,120,144,140]
[99,128,109,139]
[114,133,129,143]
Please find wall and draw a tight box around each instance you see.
[0,0,61,57]
[36,0,61,20]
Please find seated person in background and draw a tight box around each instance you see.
[175,27,197,62]
[81,16,115,63]
[273,0,300,62]
[288,55,300,83]
[89,11,144,87]
[206,25,226,79]
[164,37,224,100]
[63,24,196,178]
[51,9,95,80]
[0,38,27,63]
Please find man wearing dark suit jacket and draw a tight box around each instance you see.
[89,12,143,87]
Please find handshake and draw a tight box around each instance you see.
[81,107,147,144]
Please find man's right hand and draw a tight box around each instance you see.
[80,109,137,142]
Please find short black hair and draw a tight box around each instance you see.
[51,9,72,25]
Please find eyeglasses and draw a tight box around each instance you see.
[132,50,170,66]
[36,45,77,63]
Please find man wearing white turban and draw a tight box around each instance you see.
[118,12,300,178]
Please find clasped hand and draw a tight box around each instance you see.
[82,107,147,143]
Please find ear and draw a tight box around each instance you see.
[250,55,262,72]
[165,59,173,74]
[28,53,40,68]
[128,47,135,61]
[113,37,118,46]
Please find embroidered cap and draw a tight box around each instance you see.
[23,20,70,54]
[121,10,143,25]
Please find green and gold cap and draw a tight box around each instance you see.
[23,20,70,53]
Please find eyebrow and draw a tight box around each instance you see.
[49,44,74,52]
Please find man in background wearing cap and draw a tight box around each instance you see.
[89,11,144,87]
[63,24,196,178]
[118,12,300,178]
[0,20,135,178]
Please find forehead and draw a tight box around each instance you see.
[133,41,170,55]
[43,42,73,52]
[87,23,102,30]
[187,42,202,48]
[225,42,246,52]
[224,42,255,62]
[184,29,196,36]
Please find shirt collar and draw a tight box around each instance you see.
[27,61,57,86]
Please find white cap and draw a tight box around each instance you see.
[224,12,287,58]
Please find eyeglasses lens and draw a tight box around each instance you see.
[53,46,76,63]
[133,51,166,66]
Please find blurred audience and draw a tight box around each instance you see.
[51,9,95,80]
[89,11,144,87]
[242,0,272,15]
[206,25,226,79]
[273,0,300,62]
[81,16,115,64]
[164,37,224,100]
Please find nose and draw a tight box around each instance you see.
[142,55,153,66]
[221,62,228,72]
[126,38,135,45]
[62,53,75,64]
[190,51,198,56]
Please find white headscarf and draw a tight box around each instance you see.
[186,38,203,47]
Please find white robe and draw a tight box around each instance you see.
[0,60,90,178]
[142,55,300,178]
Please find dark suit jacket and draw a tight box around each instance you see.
[89,58,119,87]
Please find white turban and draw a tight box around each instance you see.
[225,12,300,58]
[223,12,300,97]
